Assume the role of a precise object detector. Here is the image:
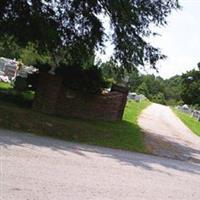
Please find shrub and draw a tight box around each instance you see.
[56,64,108,94]
[16,62,109,95]
[14,76,28,92]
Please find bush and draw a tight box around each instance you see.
[152,92,166,105]
[17,63,109,95]
[56,64,108,94]
[14,61,50,93]
[14,76,28,92]
[26,73,39,91]
[0,90,33,108]
[35,61,51,72]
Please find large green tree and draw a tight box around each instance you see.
[0,36,52,65]
[0,0,179,68]
[181,66,200,106]
[164,75,183,104]
[0,35,21,59]
[137,75,164,98]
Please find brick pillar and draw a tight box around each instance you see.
[111,84,129,120]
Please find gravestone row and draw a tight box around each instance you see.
[176,104,200,122]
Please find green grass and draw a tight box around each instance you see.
[0,81,34,107]
[0,82,13,90]
[0,99,150,152]
[173,108,200,137]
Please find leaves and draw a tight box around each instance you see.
[0,0,179,69]
[181,68,200,106]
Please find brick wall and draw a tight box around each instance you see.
[33,72,62,114]
[33,72,128,121]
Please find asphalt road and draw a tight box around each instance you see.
[0,129,200,200]
[138,103,200,163]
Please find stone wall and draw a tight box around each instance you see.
[33,72,128,121]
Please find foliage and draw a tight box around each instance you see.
[181,68,200,106]
[13,63,49,93]
[100,59,186,106]
[0,82,33,107]
[100,60,142,90]
[152,92,166,105]
[100,61,119,84]
[0,0,179,69]
[100,60,130,85]
[14,77,28,92]
[138,74,183,106]
[137,75,165,99]
[56,64,108,94]
[0,35,21,59]
[12,61,108,95]
[17,61,52,93]
[126,69,142,92]
[20,43,52,66]
[136,82,149,97]
[26,73,40,91]
[164,75,183,104]
[35,61,52,72]
[0,35,52,66]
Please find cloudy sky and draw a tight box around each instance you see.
[148,0,200,79]
[97,0,200,79]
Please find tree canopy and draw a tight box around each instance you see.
[181,67,200,107]
[0,0,179,69]
[100,59,184,106]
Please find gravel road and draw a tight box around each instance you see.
[0,129,200,200]
[138,103,200,163]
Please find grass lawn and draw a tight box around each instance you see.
[0,82,13,90]
[173,108,200,137]
[0,97,150,152]
[0,81,34,107]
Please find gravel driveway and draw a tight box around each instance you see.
[0,129,200,200]
[139,103,200,163]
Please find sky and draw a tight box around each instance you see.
[97,0,200,79]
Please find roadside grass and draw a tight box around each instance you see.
[0,97,150,152]
[173,108,200,137]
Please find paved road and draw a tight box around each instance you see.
[0,129,200,200]
[139,103,200,163]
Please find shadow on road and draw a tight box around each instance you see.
[144,130,200,164]
[1,129,200,175]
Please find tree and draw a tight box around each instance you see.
[0,0,179,69]
[181,68,200,106]
[20,43,52,66]
[126,69,141,92]
[138,75,165,98]
[100,60,141,89]
[136,82,149,97]
[0,36,52,66]
[0,35,21,59]
[152,92,166,105]
[100,60,119,84]
[164,75,183,104]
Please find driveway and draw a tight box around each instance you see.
[0,129,200,199]
[138,103,200,163]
